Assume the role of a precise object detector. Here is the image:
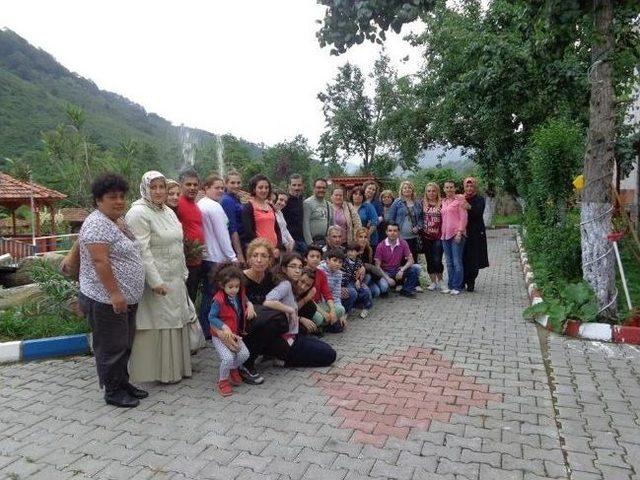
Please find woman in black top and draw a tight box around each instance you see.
[240,238,289,383]
[462,177,489,291]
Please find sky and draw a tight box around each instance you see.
[1,0,424,148]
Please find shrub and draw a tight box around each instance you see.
[28,258,78,318]
[523,281,599,332]
[525,117,584,227]
[0,258,87,341]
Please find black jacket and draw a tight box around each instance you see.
[463,195,489,270]
[281,194,304,242]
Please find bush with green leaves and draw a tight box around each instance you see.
[523,281,599,332]
[0,258,86,341]
[28,258,79,318]
[524,117,584,226]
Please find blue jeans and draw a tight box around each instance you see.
[343,283,373,312]
[442,237,465,290]
[198,260,217,340]
[365,274,389,298]
[386,265,420,294]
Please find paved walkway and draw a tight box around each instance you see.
[0,230,638,480]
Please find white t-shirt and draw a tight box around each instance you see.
[197,197,237,263]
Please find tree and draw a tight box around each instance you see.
[317,0,436,55]
[262,135,329,188]
[580,0,617,319]
[318,0,639,318]
[318,54,420,173]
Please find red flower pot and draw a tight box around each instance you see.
[564,319,581,337]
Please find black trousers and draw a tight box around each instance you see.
[79,293,137,392]
[464,267,480,287]
[404,237,420,263]
[242,305,289,367]
[186,264,206,303]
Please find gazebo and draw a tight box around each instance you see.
[0,172,67,242]
[329,175,378,191]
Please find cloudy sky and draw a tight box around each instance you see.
[2,0,423,147]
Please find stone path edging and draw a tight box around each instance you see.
[516,232,640,345]
[0,333,90,364]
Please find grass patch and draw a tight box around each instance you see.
[493,213,522,226]
[0,306,89,341]
[616,237,640,320]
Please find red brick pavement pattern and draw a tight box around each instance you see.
[314,346,502,448]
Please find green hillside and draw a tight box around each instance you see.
[0,28,262,195]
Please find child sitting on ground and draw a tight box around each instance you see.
[304,244,346,331]
[295,267,324,336]
[342,242,373,318]
[318,248,348,332]
[208,264,256,397]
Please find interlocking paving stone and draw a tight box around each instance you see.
[2,230,639,479]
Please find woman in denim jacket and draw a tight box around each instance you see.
[385,181,424,264]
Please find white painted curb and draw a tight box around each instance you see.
[578,323,613,342]
[0,341,21,363]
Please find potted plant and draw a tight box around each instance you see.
[523,281,599,333]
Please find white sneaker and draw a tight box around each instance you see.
[450,289,460,295]
[359,309,369,319]
[441,287,451,294]
[427,283,438,291]
[395,285,402,292]
[415,286,423,293]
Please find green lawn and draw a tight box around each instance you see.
[0,306,89,341]
[492,213,522,226]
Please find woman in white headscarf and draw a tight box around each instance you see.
[125,171,193,384]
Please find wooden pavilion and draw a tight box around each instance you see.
[329,175,378,191]
[0,172,67,241]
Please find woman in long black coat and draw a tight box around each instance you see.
[462,177,489,291]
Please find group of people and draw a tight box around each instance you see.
[77,168,488,406]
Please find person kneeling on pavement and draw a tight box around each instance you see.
[374,223,421,298]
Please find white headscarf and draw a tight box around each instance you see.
[139,170,166,210]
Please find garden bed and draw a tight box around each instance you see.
[0,306,89,342]
[517,232,640,345]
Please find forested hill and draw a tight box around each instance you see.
[0,29,262,178]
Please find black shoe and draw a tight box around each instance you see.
[399,290,416,298]
[105,389,139,408]
[123,382,149,399]
[466,285,475,292]
[239,365,264,385]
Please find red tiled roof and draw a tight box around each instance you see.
[330,176,377,182]
[59,207,90,223]
[0,172,66,206]
[329,176,378,188]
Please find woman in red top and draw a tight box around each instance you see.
[421,182,445,291]
[242,174,282,251]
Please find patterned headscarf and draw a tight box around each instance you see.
[464,177,477,200]
[139,170,166,210]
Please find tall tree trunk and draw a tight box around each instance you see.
[580,0,617,319]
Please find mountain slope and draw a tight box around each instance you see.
[0,28,261,175]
